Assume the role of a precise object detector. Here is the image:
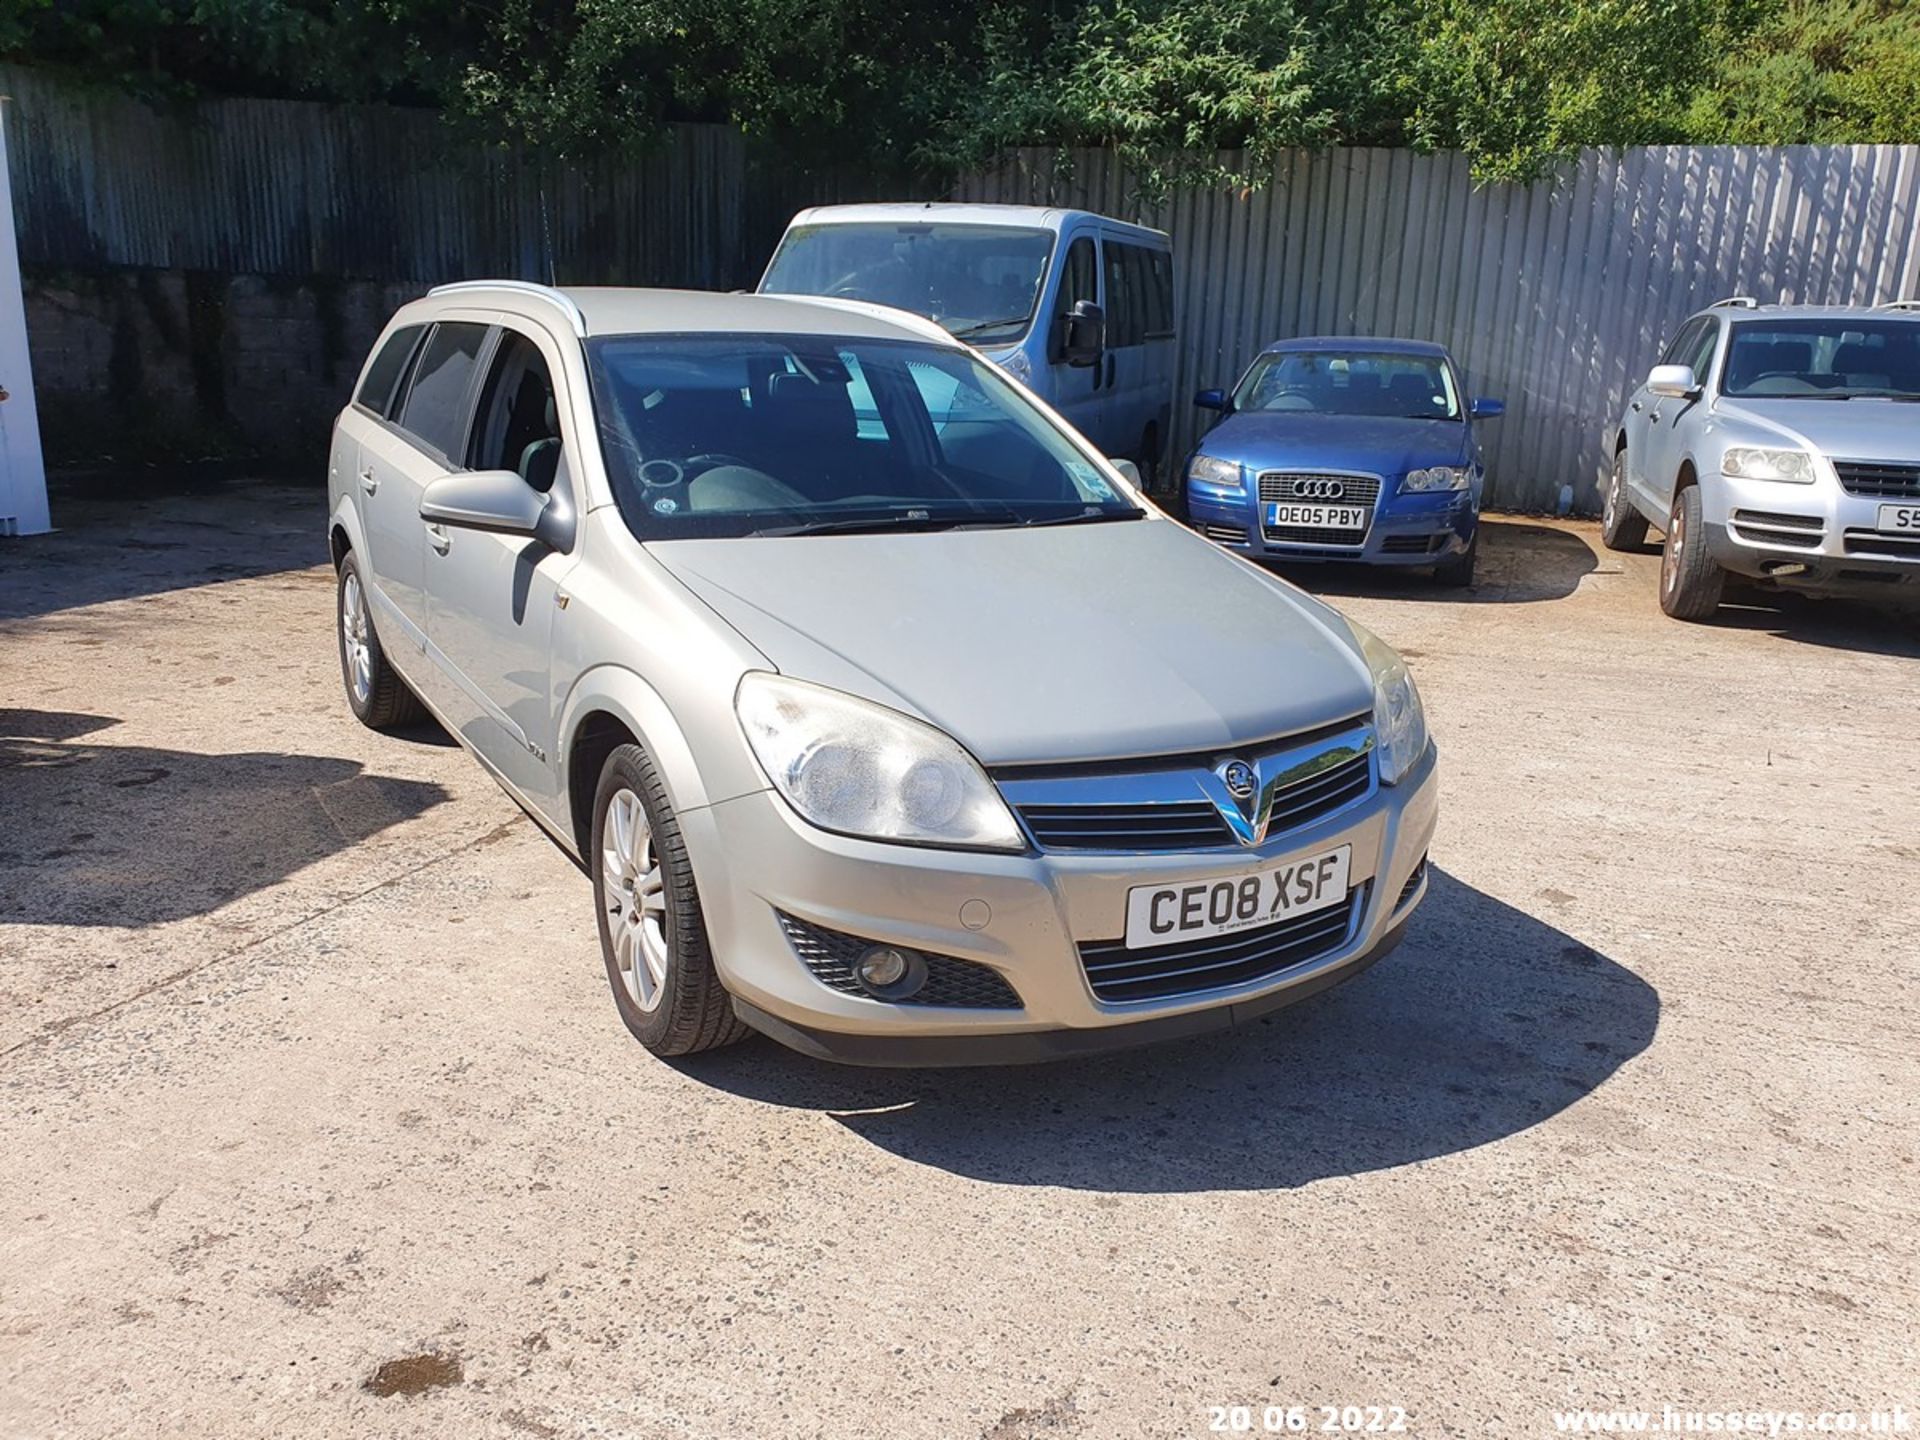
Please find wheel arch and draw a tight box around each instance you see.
[328,495,368,571]
[558,666,719,860]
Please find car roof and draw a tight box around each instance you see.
[401,282,958,345]
[782,201,1171,243]
[1697,301,1920,323]
[1262,335,1451,358]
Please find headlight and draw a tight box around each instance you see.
[1187,454,1245,492]
[1722,447,1814,483]
[1402,465,1470,492]
[735,673,1024,851]
[995,348,1033,384]
[1353,626,1429,785]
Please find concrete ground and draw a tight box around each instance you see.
[1,483,1915,1439]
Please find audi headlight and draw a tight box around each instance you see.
[1187,454,1245,492]
[1353,626,1429,785]
[1722,447,1814,483]
[735,673,1024,851]
[1402,465,1470,492]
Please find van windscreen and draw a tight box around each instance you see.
[760,223,1054,349]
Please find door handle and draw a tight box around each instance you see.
[1648,410,1661,424]
[1104,353,1116,389]
[426,523,451,555]
[358,467,378,495]
[1629,401,1643,413]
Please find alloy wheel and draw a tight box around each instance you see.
[340,571,373,705]
[1664,499,1686,594]
[601,787,669,1012]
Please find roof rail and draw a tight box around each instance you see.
[1710,295,1759,309]
[1878,298,1920,312]
[427,279,587,336]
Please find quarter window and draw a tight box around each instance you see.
[356,325,425,419]
[396,322,489,460]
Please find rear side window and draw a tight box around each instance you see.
[1145,249,1175,338]
[396,322,490,459]
[356,325,424,418]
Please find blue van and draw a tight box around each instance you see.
[759,203,1178,484]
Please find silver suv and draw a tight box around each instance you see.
[327,282,1436,1065]
[1604,298,1920,619]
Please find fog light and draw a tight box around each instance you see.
[855,945,927,1000]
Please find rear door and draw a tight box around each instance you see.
[360,320,490,649]
[1099,235,1176,465]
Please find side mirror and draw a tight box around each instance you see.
[420,469,576,552]
[1107,457,1143,488]
[1646,364,1700,400]
[1194,387,1230,412]
[1060,300,1105,368]
[1469,397,1504,420]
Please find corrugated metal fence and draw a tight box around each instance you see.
[7,64,1919,509]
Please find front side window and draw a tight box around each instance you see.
[1233,349,1461,421]
[585,333,1141,540]
[1721,318,1920,398]
[396,322,489,459]
[1659,319,1705,368]
[468,330,562,492]
[760,223,1055,348]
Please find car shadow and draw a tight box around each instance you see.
[677,868,1658,1193]
[1710,588,1920,659]
[0,709,450,927]
[1271,520,1598,605]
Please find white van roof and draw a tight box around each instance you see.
[783,201,1171,246]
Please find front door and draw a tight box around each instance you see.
[1042,232,1106,447]
[420,324,577,822]
[1643,318,1718,520]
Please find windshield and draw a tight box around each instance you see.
[586,333,1141,540]
[1233,350,1461,420]
[759,223,1054,347]
[1722,318,1920,399]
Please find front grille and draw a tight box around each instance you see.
[1834,460,1920,498]
[1730,509,1824,547]
[1078,885,1368,1003]
[1020,801,1232,850]
[1395,854,1428,911]
[776,913,1022,1009]
[1013,748,1373,854]
[1199,522,1248,545]
[1841,528,1920,559]
[1256,471,1380,546]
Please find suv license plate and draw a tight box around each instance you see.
[1123,845,1352,951]
[1877,502,1920,534]
[1267,502,1369,530]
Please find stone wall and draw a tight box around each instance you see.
[24,270,428,473]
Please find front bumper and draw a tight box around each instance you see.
[1703,475,1920,587]
[1185,484,1475,566]
[678,742,1439,1066]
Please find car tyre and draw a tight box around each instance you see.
[1600,448,1650,551]
[591,742,749,1057]
[336,552,424,729]
[1134,425,1162,492]
[1433,527,1478,588]
[1659,483,1724,621]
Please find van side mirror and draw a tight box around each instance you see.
[1469,397,1504,419]
[1059,300,1105,368]
[1646,364,1700,400]
[420,469,576,553]
[1194,388,1230,412]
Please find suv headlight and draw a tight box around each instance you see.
[1353,626,1429,785]
[736,673,1024,851]
[1403,466,1470,492]
[1722,447,1814,483]
[1187,454,1245,492]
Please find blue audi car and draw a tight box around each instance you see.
[1183,337,1502,586]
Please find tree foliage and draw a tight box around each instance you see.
[2,0,1915,186]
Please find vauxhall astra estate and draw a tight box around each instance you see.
[326,282,1437,1065]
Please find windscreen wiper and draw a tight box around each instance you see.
[950,316,1032,340]
[1014,507,1147,528]
[752,513,970,537]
